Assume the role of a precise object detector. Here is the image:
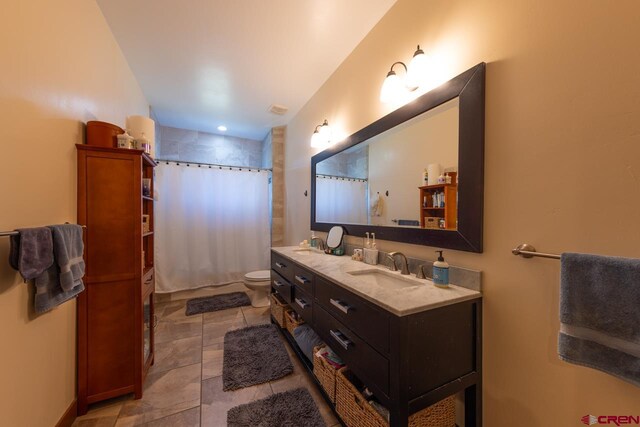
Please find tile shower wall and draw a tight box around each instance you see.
[271,126,285,247]
[157,125,265,168]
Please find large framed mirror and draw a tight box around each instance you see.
[311,62,485,252]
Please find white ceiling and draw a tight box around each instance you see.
[97,0,397,140]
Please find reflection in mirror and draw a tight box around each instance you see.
[315,98,459,230]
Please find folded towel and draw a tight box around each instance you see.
[48,224,85,292]
[10,227,54,280]
[559,252,640,387]
[34,264,84,314]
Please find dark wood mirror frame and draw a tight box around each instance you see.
[311,62,485,252]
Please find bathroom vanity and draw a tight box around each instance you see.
[270,247,482,427]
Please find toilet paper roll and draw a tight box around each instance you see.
[427,163,441,186]
[126,115,155,158]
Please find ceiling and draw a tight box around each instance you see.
[97,0,397,140]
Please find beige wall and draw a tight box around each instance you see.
[285,0,640,424]
[0,1,148,425]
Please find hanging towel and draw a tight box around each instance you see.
[559,252,640,387]
[48,224,85,291]
[9,227,54,281]
[34,265,84,314]
[370,193,384,216]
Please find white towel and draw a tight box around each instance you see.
[370,193,384,216]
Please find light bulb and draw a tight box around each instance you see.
[380,70,404,104]
[310,130,323,148]
[406,45,428,90]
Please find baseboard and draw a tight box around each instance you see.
[55,399,77,427]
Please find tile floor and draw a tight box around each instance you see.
[73,297,340,427]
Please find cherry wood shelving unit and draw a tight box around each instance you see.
[76,145,157,414]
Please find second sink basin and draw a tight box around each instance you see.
[347,269,424,290]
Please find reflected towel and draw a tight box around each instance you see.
[370,193,384,216]
[559,252,640,387]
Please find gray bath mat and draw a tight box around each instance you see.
[227,387,325,427]
[223,324,293,391]
[185,292,250,316]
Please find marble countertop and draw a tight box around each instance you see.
[272,246,481,317]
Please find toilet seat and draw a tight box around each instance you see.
[244,270,270,282]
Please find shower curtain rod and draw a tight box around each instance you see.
[157,159,272,172]
[315,173,368,182]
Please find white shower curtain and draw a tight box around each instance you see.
[315,177,368,224]
[155,163,270,293]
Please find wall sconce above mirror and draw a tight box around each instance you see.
[310,119,332,148]
[311,62,485,253]
[380,45,428,104]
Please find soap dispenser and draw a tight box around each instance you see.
[433,250,449,287]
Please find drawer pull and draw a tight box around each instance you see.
[153,314,158,329]
[330,329,352,350]
[295,298,309,309]
[330,298,352,314]
[295,275,310,284]
[275,262,286,269]
[273,280,284,288]
[144,276,153,285]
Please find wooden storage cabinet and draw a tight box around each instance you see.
[77,145,157,414]
[270,250,482,427]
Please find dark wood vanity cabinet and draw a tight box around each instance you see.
[271,250,482,427]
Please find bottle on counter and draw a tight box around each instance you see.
[433,250,449,287]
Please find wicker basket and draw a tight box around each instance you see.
[424,217,441,229]
[270,293,288,328]
[313,346,338,403]
[335,368,455,427]
[284,309,304,335]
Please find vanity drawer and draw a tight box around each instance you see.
[271,253,293,283]
[271,271,292,304]
[314,305,389,397]
[142,268,154,297]
[315,276,389,355]
[291,286,313,324]
[292,264,314,295]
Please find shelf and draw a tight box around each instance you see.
[418,183,457,190]
[143,231,154,237]
[142,196,154,201]
[422,207,445,210]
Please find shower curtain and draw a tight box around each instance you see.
[315,176,368,224]
[155,163,270,293]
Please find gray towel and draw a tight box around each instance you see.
[34,265,84,314]
[559,252,640,387]
[48,224,85,291]
[10,227,54,280]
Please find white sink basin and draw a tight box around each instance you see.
[292,247,324,254]
[347,269,424,290]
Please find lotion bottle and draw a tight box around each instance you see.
[433,250,449,287]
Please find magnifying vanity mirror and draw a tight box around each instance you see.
[311,63,485,252]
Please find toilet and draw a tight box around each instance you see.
[242,270,271,307]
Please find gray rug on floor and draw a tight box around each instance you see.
[223,324,293,391]
[227,387,325,427]
[185,292,251,316]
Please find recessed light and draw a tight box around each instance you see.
[217,125,227,132]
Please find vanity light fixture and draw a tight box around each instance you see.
[217,125,227,132]
[310,119,331,148]
[380,45,428,104]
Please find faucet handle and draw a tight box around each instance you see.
[416,264,428,279]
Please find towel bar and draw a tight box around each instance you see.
[0,224,87,238]
[512,243,561,260]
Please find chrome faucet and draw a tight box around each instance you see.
[310,237,326,251]
[387,252,410,275]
